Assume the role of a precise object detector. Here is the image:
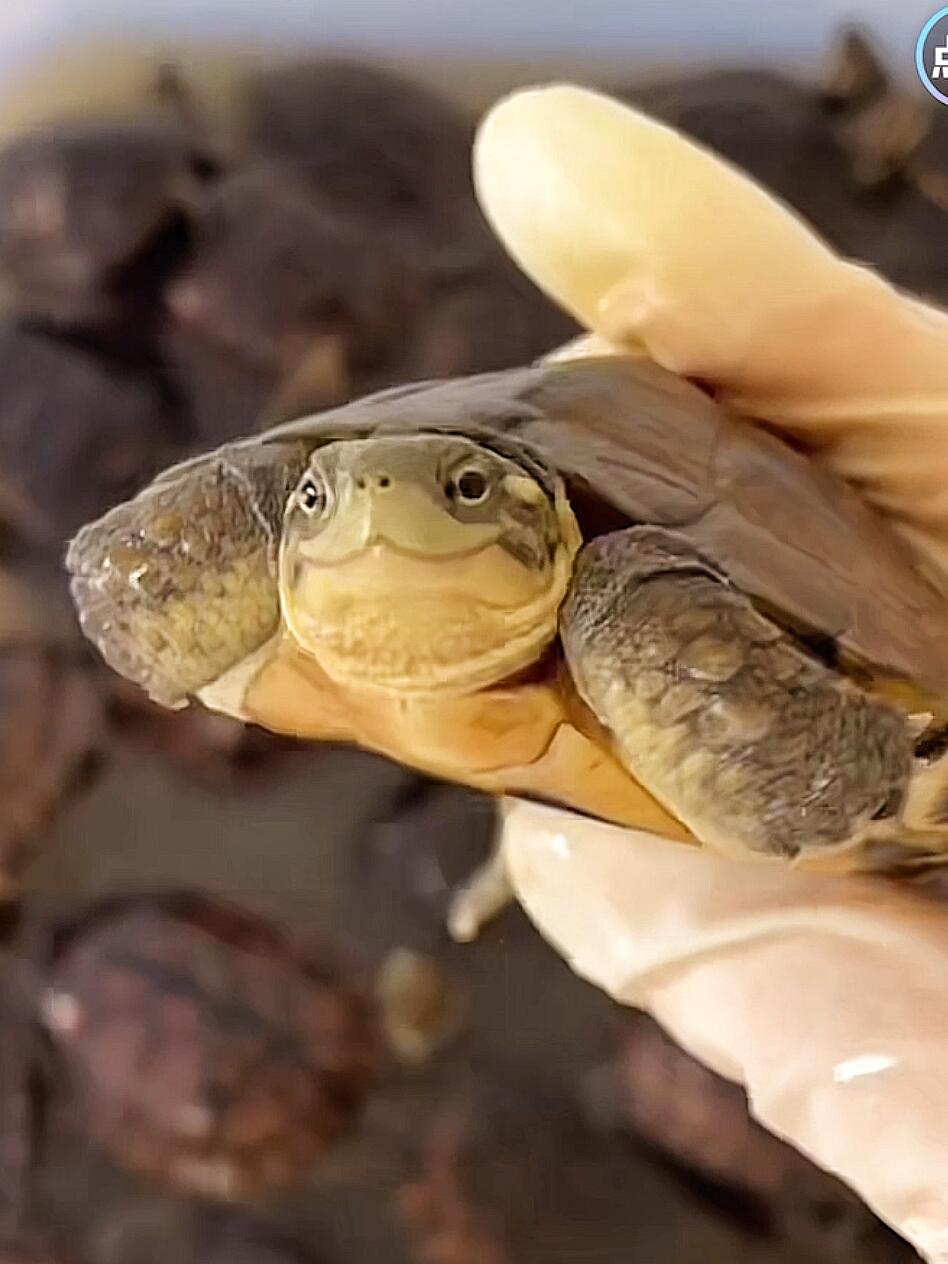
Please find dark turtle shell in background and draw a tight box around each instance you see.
[39,893,379,1201]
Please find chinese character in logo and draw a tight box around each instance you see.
[918,8,948,103]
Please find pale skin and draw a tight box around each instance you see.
[472,84,948,1263]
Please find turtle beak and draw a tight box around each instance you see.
[295,476,499,564]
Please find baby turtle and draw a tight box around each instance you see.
[66,356,948,879]
[38,892,379,1202]
[240,59,476,243]
[627,34,948,307]
[0,891,376,1260]
[166,164,416,381]
[164,163,418,440]
[0,118,201,326]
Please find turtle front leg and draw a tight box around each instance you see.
[559,526,913,861]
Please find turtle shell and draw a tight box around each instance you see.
[67,355,948,717]
[38,893,380,1202]
[268,355,948,698]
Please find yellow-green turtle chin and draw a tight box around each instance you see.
[278,433,581,695]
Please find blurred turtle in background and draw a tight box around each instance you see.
[163,162,420,426]
[0,54,577,459]
[37,891,380,1203]
[819,26,940,196]
[626,27,948,305]
[232,58,578,387]
[240,59,479,246]
[0,889,380,1263]
[0,117,207,330]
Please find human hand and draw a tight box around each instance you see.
[473,85,948,1262]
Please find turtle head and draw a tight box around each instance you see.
[279,433,581,694]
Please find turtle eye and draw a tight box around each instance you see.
[297,478,327,516]
[448,466,490,505]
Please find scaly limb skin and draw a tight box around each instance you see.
[447,836,515,943]
[66,438,311,711]
[560,524,915,863]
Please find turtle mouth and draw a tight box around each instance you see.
[284,540,555,615]
[278,541,569,696]
[298,539,499,568]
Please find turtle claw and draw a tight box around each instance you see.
[447,843,515,942]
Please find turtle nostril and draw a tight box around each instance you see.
[355,477,366,490]
[378,475,391,489]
